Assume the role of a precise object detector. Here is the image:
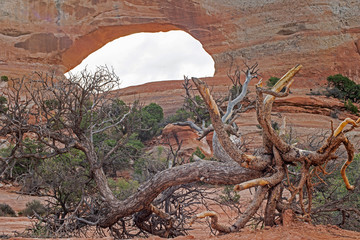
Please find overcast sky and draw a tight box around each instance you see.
[66,30,215,88]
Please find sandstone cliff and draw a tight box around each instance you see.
[0,0,359,86]
[1,0,360,155]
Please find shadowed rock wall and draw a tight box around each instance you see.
[1,0,360,85]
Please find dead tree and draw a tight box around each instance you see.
[0,65,358,237]
[189,64,358,231]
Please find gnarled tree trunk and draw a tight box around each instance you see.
[0,65,358,237]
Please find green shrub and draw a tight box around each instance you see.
[193,147,205,159]
[0,96,6,104]
[21,200,46,217]
[0,96,7,113]
[108,178,139,200]
[167,109,193,123]
[142,103,163,122]
[272,121,280,131]
[0,75,8,82]
[267,77,287,92]
[267,77,280,87]
[0,203,16,217]
[37,150,90,201]
[27,221,52,238]
[190,147,206,162]
[191,95,210,125]
[220,186,240,203]
[138,103,164,141]
[327,74,360,103]
[344,99,358,114]
[312,154,360,231]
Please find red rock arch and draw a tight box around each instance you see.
[62,23,182,72]
[1,0,360,84]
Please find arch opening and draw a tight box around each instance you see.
[66,30,215,88]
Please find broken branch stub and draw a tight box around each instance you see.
[190,64,358,233]
[192,77,270,171]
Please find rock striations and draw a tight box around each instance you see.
[0,0,359,85]
[1,0,360,154]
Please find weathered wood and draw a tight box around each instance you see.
[192,77,271,171]
[2,65,359,236]
[98,160,261,227]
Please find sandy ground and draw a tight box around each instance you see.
[1,186,360,240]
[0,186,50,236]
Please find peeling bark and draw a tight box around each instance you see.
[98,161,261,227]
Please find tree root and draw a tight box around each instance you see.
[133,204,174,238]
[190,187,268,233]
[234,146,285,192]
[264,184,282,226]
[189,211,232,233]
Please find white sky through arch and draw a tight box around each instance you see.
[66,30,215,88]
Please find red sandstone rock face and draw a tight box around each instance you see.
[159,124,212,159]
[1,0,360,156]
[0,0,360,85]
[274,95,344,116]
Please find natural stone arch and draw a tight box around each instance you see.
[1,0,360,83]
[66,29,215,88]
[1,0,225,78]
[62,24,194,73]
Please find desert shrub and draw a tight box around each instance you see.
[189,95,210,125]
[266,76,288,92]
[39,150,90,192]
[26,222,52,238]
[21,200,46,217]
[190,147,206,162]
[312,154,360,231]
[173,95,211,126]
[267,76,279,87]
[166,108,193,123]
[133,151,169,182]
[1,75,8,82]
[272,121,280,131]
[143,103,164,122]
[21,150,94,218]
[169,77,211,126]
[0,203,16,217]
[0,96,7,114]
[108,178,140,200]
[138,103,164,141]
[220,185,240,204]
[344,99,358,114]
[0,96,6,104]
[102,133,145,176]
[0,139,45,182]
[327,74,360,102]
